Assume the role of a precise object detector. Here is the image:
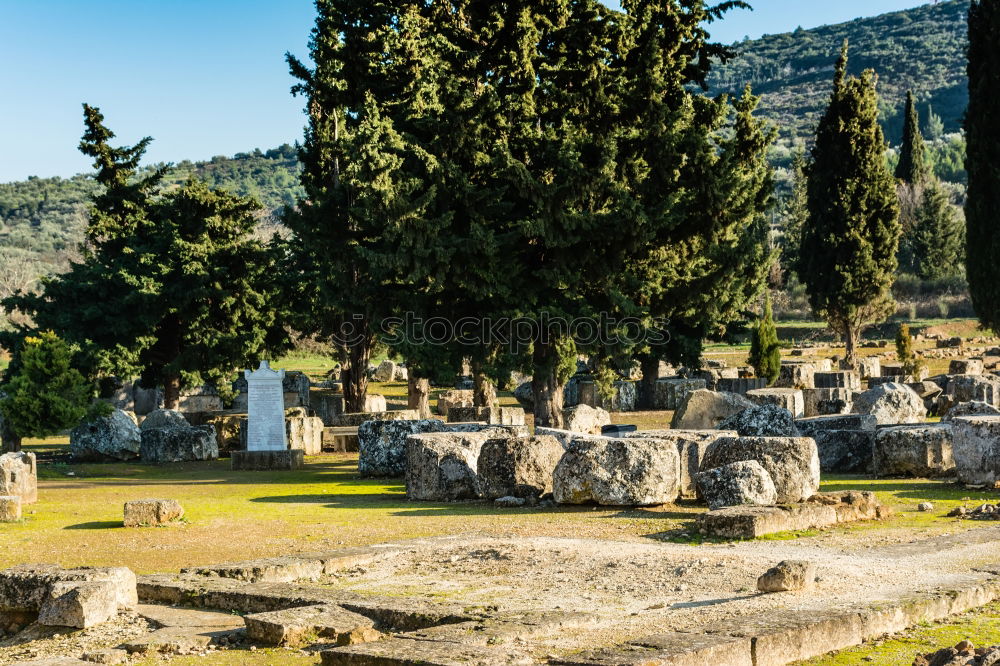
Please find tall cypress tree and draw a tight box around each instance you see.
[895,91,927,185]
[966,0,1000,332]
[798,43,901,366]
[780,149,809,281]
[748,294,781,385]
[912,181,964,280]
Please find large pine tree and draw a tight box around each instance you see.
[966,0,1000,331]
[798,43,901,366]
[1,107,283,409]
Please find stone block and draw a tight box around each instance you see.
[696,460,777,510]
[553,436,681,506]
[814,430,875,474]
[359,419,447,478]
[287,416,324,455]
[140,409,189,431]
[716,378,769,396]
[231,449,304,471]
[477,435,562,501]
[436,390,474,418]
[0,495,21,522]
[323,427,359,453]
[446,406,526,426]
[852,383,926,424]
[70,410,141,462]
[620,430,736,500]
[951,415,1000,485]
[38,580,119,629]
[312,389,345,426]
[795,414,877,437]
[746,388,805,418]
[0,451,37,504]
[671,390,754,430]
[701,436,820,504]
[696,491,885,539]
[139,426,218,463]
[652,378,706,411]
[335,410,421,428]
[405,432,490,501]
[950,359,985,376]
[874,425,955,478]
[563,404,611,434]
[814,372,862,391]
[124,499,184,527]
[244,604,381,647]
[948,375,1000,407]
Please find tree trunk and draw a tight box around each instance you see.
[342,338,372,414]
[163,374,182,411]
[637,355,660,410]
[532,342,565,429]
[471,359,497,407]
[407,376,431,419]
[843,324,858,369]
[1,420,21,453]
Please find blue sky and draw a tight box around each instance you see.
[0,0,928,183]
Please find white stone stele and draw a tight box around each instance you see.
[245,361,288,452]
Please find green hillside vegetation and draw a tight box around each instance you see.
[708,0,968,174]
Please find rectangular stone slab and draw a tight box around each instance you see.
[320,637,532,665]
[230,449,304,471]
[244,604,381,646]
[549,631,753,666]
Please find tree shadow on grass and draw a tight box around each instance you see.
[63,521,122,530]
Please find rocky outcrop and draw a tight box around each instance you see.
[70,409,142,462]
[553,436,681,506]
[671,390,755,430]
[701,436,820,504]
[695,460,778,510]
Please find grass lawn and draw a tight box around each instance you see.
[4,440,1000,574]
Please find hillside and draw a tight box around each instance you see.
[708,0,968,169]
[0,1,972,294]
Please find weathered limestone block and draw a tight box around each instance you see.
[948,375,1000,407]
[852,382,926,425]
[696,491,886,539]
[696,460,777,510]
[746,388,805,418]
[477,435,562,501]
[364,394,388,413]
[622,430,737,499]
[311,389,345,426]
[854,357,881,379]
[671,390,754,430]
[757,560,816,593]
[124,499,184,527]
[447,406,526,426]
[231,449,305,471]
[716,378,769,396]
[562,405,611,434]
[874,425,955,478]
[373,360,396,383]
[701,437,820,504]
[653,378,707,410]
[405,432,489,501]
[776,363,816,389]
[70,410,141,462]
[795,414,877,437]
[139,409,189,431]
[0,495,21,522]
[358,419,447,478]
[244,604,381,647]
[287,416,324,455]
[553,436,681,506]
[814,430,875,474]
[436,390,474,418]
[139,425,218,463]
[950,359,985,375]
[950,415,1000,486]
[814,372,862,391]
[943,401,1000,422]
[0,451,37,504]
[802,388,854,417]
[719,405,799,437]
[0,564,137,613]
[882,363,930,382]
[38,580,120,628]
[335,410,420,428]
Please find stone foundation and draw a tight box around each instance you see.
[231,450,305,471]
